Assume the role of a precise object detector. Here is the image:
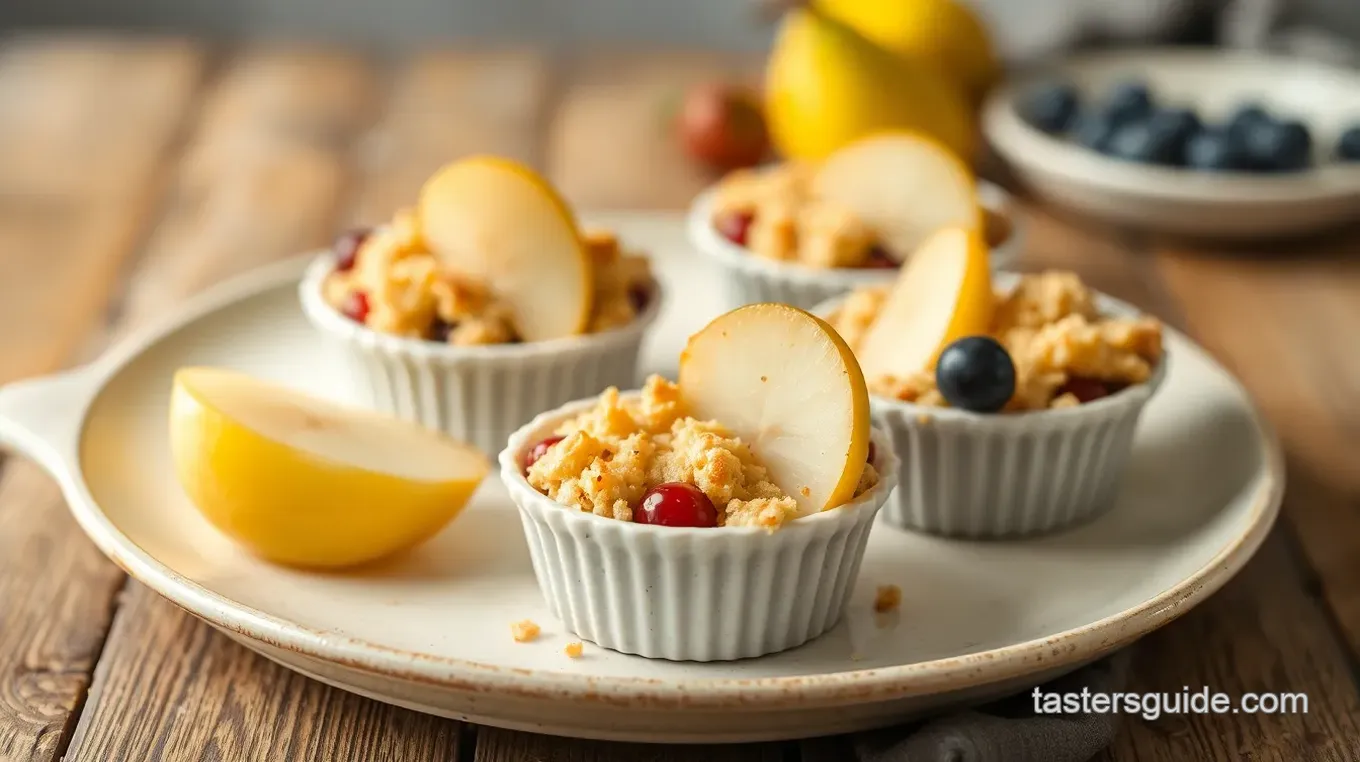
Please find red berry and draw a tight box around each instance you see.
[864,246,898,269]
[628,285,650,314]
[342,291,370,323]
[525,436,564,471]
[635,482,718,528]
[715,212,754,247]
[333,228,371,272]
[1059,377,1110,404]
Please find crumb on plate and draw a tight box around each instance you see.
[564,641,584,658]
[874,584,902,614]
[511,619,541,643]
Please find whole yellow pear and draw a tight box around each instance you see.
[765,4,976,163]
[819,0,1000,106]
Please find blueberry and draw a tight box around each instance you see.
[1102,80,1154,126]
[1108,121,1181,165]
[1146,108,1202,165]
[1072,112,1120,153]
[1185,128,1250,171]
[1226,102,1272,144]
[1018,81,1081,134]
[936,336,1016,413]
[1244,119,1312,172]
[1335,125,1360,161]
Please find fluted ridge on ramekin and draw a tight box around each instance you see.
[298,254,661,455]
[686,184,1025,312]
[872,357,1166,538]
[499,394,899,662]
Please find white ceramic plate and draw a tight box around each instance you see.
[0,213,1280,743]
[984,48,1360,239]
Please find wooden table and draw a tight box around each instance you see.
[1,34,1358,762]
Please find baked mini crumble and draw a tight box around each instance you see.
[564,641,584,659]
[524,375,880,530]
[829,271,1164,411]
[323,210,652,345]
[711,162,1009,268]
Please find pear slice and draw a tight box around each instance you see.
[169,367,489,568]
[813,131,981,263]
[417,156,592,341]
[856,226,994,382]
[679,304,871,516]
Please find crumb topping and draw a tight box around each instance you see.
[525,375,880,530]
[711,163,1008,268]
[324,216,652,345]
[564,641,584,658]
[511,619,541,642]
[828,271,1164,411]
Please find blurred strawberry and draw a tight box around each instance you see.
[677,82,770,172]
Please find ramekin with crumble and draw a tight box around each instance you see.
[299,208,662,456]
[322,210,653,345]
[828,271,1164,412]
[687,163,1023,311]
[814,270,1168,539]
[498,381,898,661]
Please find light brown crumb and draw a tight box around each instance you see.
[511,620,541,642]
[874,584,902,613]
[799,486,811,497]
[564,641,584,658]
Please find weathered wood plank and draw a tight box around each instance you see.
[0,36,206,762]
[65,48,553,762]
[61,46,389,762]
[473,728,788,762]
[547,50,761,209]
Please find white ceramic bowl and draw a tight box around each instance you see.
[687,180,1024,312]
[499,394,900,662]
[298,254,662,455]
[985,48,1360,239]
[813,288,1167,538]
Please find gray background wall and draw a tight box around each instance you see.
[0,0,778,50]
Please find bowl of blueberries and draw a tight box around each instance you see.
[983,48,1360,239]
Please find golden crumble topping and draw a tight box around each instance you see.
[711,163,1009,268]
[324,214,652,345]
[525,376,880,530]
[564,641,584,658]
[510,619,541,642]
[828,272,1164,412]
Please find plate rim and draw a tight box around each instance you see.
[45,247,1283,710]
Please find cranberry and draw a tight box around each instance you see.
[342,291,370,323]
[1059,377,1111,404]
[714,212,754,247]
[333,228,371,272]
[524,436,564,470]
[634,483,718,528]
[628,285,650,314]
[864,246,898,269]
[430,319,458,343]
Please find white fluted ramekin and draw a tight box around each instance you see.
[812,293,1167,538]
[499,394,900,662]
[687,180,1025,312]
[298,254,662,456]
